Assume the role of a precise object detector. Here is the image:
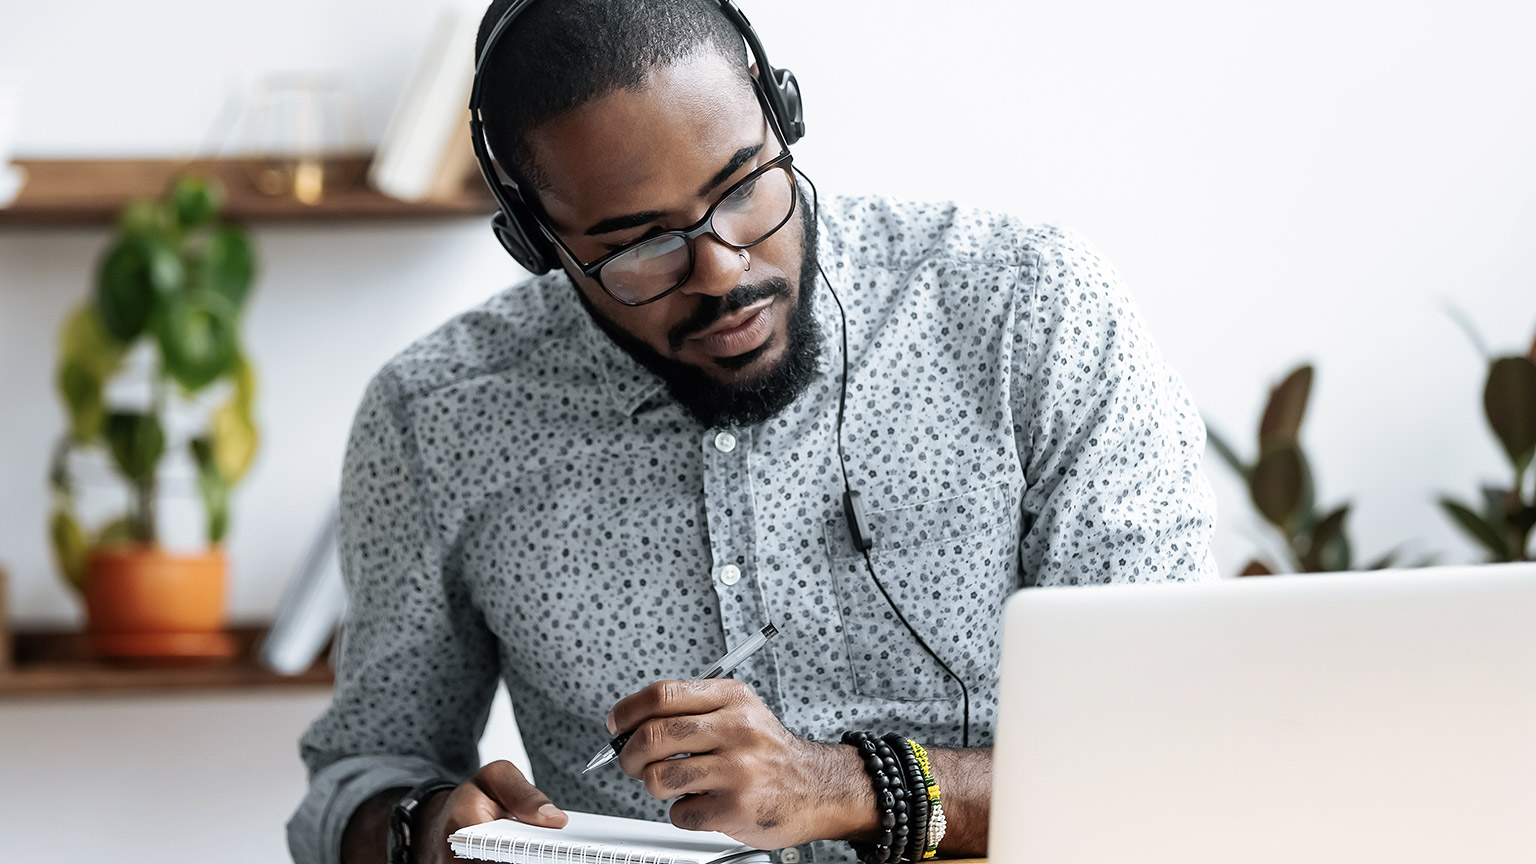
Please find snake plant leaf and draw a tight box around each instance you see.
[1251,444,1306,527]
[1319,522,1353,572]
[1258,365,1313,454]
[1301,505,1350,572]
[190,437,230,544]
[154,290,240,392]
[1439,497,1510,560]
[198,225,256,313]
[1509,505,1536,537]
[1484,356,1536,473]
[1238,559,1273,577]
[105,411,165,486]
[1480,485,1517,524]
[169,175,224,230]
[1363,547,1401,570]
[1204,424,1250,480]
[49,507,89,592]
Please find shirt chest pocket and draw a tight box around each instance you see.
[823,483,1021,703]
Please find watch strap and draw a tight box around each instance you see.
[388,778,459,864]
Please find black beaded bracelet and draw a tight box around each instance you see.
[884,734,930,864]
[842,730,909,864]
[877,735,911,863]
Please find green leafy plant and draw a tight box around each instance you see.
[48,175,260,591]
[1207,364,1402,576]
[1438,325,1536,562]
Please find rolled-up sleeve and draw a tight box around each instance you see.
[287,368,501,864]
[1011,229,1218,585]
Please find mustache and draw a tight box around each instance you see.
[667,277,791,351]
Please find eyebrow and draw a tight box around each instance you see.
[582,144,764,237]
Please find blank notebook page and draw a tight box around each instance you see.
[448,810,768,864]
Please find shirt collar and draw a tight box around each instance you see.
[565,280,671,417]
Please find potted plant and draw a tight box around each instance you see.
[48,174,259,659]
[1207,364,1409,575]
[1439,325,1536,561]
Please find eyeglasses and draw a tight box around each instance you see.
[539,150,799,306]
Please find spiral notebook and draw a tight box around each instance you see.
[447,811,770,864]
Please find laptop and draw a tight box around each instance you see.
[988,563,1536,863]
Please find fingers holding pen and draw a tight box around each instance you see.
[607,677,755,735]
[615,710,732,779]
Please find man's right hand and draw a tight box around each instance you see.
[341,760,568,864]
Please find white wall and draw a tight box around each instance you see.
[1,0,1533,861]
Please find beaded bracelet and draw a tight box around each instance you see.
[874,735,912,864]
[883,733,928,864]
[842,731,909,864]
[906,739,945,858]
[925,799,947,859]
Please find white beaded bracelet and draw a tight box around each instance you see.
[925,798,947,856]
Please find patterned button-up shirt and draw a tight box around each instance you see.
[288,194,1218,864]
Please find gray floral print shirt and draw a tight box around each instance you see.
[288,194,1218,864]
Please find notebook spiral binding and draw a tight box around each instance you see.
[457,833,688,864]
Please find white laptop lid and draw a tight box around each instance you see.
[988,563,1536,864]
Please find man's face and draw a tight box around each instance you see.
[525,51,817,422]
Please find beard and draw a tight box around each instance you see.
[574,199,823,429]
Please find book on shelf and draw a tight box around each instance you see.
[368,4,480,202]
[448,811,769,864]
[258,502,346,676]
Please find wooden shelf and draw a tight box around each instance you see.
[0,624,334,697]
[0,155,497,226]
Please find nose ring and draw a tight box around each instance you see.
[739,250,751,272]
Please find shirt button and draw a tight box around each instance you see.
[713,431,737,453]
[780,849,802,864]
[719,564,742,586]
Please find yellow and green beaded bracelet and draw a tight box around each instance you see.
[906,739,945,859]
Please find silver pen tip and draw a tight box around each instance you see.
[582,746,615,774]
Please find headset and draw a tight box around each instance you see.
[468,0,969,749]
[468,0,805,276]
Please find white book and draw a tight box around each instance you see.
[369,5,479,201]
[258,502,346,675]
[448,812,770,864]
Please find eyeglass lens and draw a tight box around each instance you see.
[599,164,796,304]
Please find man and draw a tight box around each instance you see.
[288,1,1218,863]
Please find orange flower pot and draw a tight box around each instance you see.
[83,545,235,660]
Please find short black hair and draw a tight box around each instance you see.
[474,0,751,192]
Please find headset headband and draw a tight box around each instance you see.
[466,0,805,275]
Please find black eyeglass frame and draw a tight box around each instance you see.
[531,85,799,307]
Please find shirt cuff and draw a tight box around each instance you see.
[287,753,459,864]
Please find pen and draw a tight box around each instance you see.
[582,621,781,773]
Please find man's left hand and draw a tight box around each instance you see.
[606,678,874,849]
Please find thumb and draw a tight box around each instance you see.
[473,760,569,828]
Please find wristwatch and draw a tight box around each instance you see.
[388,778,459,864]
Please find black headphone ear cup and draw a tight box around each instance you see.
[491,206,559,275]
[772,67,805,144]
